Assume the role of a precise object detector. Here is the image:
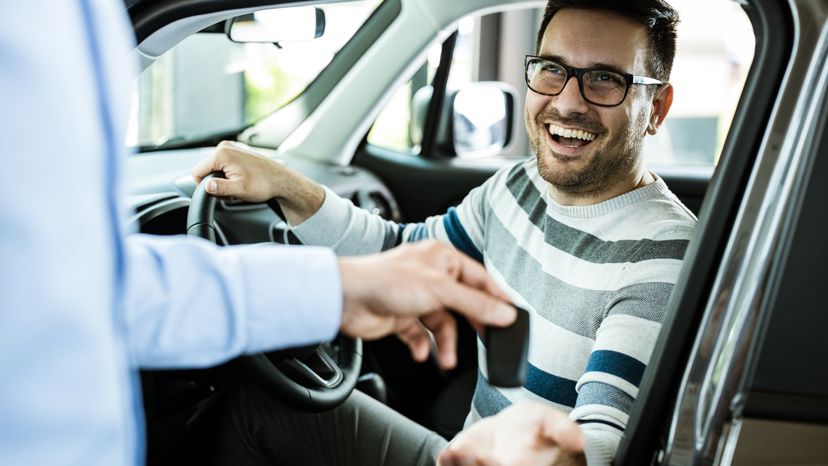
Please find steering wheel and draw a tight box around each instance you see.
[187,172,362,412]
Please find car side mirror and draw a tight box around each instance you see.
[226,6,325,44]
[451,82,516,158]
[409,82,516,157]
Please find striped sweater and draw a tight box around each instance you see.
[291,158,697,465]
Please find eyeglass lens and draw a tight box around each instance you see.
[526,58,627,106]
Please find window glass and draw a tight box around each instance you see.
[367,16,477,152]
[128,1,381,150]
[645,0,754,167]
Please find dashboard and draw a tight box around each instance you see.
[125,147,400,241]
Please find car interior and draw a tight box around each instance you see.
[123,0,828,464]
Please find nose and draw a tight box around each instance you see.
[553,75,590,116]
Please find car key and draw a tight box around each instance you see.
[484,306,530,388]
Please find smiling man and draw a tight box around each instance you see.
[194,1,696,465]
[525,7,670,205]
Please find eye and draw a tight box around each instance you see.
[589,71,624,85]
[585,70,626,91]
[541,63,563,74]
[541,63,565,75]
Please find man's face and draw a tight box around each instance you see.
[525,8,656,198]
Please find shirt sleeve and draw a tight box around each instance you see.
[122,234,342,369]
[290,165,514,260]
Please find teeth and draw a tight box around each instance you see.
[548,124,596,142]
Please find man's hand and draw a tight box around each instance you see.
[191,141,324,225]
[337,241,516,369]
[438,401,586,466]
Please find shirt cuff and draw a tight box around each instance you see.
[291,186,352,247]
[240,244,342,351]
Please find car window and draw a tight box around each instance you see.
[645,0,754,168]
[127,0,382,151]
[367,0,754,169]
[366,15,480,153]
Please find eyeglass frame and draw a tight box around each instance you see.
[524,55,664,107]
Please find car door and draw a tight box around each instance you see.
[615,0,828,464]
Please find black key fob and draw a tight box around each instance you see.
[484,306,530,388]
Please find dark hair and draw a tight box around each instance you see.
[536,0,679,82]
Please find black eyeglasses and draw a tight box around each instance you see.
[524,55,663,107]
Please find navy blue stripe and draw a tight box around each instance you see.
[586,350,646,387]
[525,362,578,407]
[576,419,625,432]
[472,370,512,418]
[409,224,429,241]
[380,222,397,250]
[442,207,483,262]
[394,223,408,246]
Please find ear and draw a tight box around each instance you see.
[647,83,673,135]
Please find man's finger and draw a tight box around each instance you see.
[436,450,466,466]
[434,281,516,329]
[438,450,479,466]
[540,409,586,452]
[438,450,497,466]
[396,320,431,362]
[420,312,457,369]
[449,252,512,303]
[203,177,245,198]
[191,156,219,184]
[204,177,227,196]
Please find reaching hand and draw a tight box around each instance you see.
[438,401,586,466]
[337,241,516,369]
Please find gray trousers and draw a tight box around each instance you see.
[216,382,448,466]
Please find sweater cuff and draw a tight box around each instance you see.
[291,186,352,247]
[581,428,617,466]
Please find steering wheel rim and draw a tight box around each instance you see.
[187,172,362,412]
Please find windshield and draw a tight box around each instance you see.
[127,1,382,151]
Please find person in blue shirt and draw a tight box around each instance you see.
[0,1,523,466]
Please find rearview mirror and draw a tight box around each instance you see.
[227,6,325,43]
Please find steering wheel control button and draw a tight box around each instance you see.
[484,306,530,388]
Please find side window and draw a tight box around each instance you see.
[366,14,494,154]
[645,0,754,168]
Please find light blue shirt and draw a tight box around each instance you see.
[0,1,342,465]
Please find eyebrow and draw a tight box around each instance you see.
[537,54,630,75]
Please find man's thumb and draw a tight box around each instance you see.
[205,178,230,196]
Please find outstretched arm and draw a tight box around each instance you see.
[123,235,515,370]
